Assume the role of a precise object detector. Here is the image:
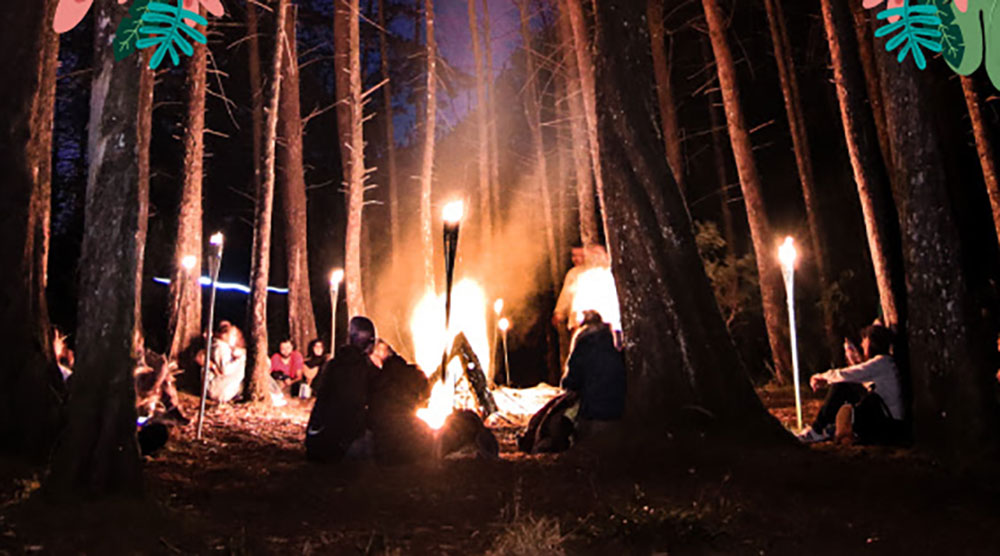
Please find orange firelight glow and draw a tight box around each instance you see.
[411,280,492,429]
[571,267,621,330]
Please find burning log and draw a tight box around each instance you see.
[428,332,498,417]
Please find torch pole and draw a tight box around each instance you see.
[330,284,339,357]
[440,223,459,383]
[501,328,510,386]
[783,265,803,431]
[197,236,224,440]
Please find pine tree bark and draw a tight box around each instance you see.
[481,0,501,225]
[377,0,400,273]
[133,55,153,364]
[875,41,1000,462]
[419,0,438,294]
[701,36,737,256]
[48,0,144,495]
[848,0,893,177]
[593,0,786,440]
[336,0,367,318]
[564,0,608,239]
[279,6,319,351]
[245,0,289,402]
[468,0,493,258]
[820,0,904,329]
[762,0,837,359]
[701,0,792,381]
[248,0,264,195]
[646,0,685,195]
[518,0,560,290]
[960,75,1000,244]
[0,0,62,459]
[167,20,205,362]
[557,0,599,247]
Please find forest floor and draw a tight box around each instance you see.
[2,385,1000,555]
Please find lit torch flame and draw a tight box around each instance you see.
[181,255,197,271]
[778,236,797,270]
[210,232,224,247]
[498,317,510,332]
[443,200,464,225]
[330,268,344,286]
[493,298,504,316]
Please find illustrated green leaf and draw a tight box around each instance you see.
[947,0,1000,90]
[135,0,208,70]
[113,0,154,62]
[918,0,965,67]
[875,2,943,70]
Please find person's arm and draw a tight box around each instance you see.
[553,269,578,324]
[811,357,884,389]
[291,352,305,380]
[561,337,588,392]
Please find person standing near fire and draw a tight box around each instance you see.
[553,242,588,368]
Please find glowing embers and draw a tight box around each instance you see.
[410,279,492,429]
[571,267,621,331]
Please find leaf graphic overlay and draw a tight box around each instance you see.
[875,1,943,69]
[113,0,154,62]
[136,0,207,70]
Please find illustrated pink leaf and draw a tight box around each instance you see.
[54,0,128,34]
[863,0,905,23]
[183,0,226,17]
[54,0,93,34]
[955,0,967,12]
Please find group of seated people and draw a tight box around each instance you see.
[305,315,498,464]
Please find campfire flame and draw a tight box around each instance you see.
[571,267,622,331]
[410,279,492,429]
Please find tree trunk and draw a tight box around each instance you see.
[279,6,319,351]
[377,0,400,273]
[557,0,599,247]
[646,0,685,195]
[820,0,904,329]
[419,0,438,294]
[133,55,153,364]
[564,0,608,240]
[701,36,737,256]
[481,0,501,226]
[0,0,62,459]
[167,21,206,363]
[245,0,289,402]
[701,0,791,381]
[340,0,367,318]
[248,0,264,195]
[518,0,560,290]
[593,0,786,440]
[875,36,999,463]
[48,0,144,495]
[960,75,1000,245]
[762,0,837,359]
[468,0,492,261]
[848,0,893,177]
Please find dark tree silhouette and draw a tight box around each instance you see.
[594,0,786,438]
[0,0,63,460]
[48,0,145,495]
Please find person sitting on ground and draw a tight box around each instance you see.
[305,316,380,463]
[797,324,904,445]
[134,350,189,426]
[303,338,328,386]
[367,340,435,464]
[207,321,247,403]
[561,310,626,429]
[270,338,304,383]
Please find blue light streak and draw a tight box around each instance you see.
[152,276,289,295]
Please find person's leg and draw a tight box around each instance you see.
[811,383,868,432]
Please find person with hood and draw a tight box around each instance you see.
[305,316,380,462]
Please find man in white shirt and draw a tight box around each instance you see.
[798,325,904,444]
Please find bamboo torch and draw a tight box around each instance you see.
[197,232,224,440]
[779,236,803,431]
[440,201,464,383]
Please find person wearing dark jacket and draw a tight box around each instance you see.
[305,316,379,463]
[368,343,434,464]
[561,311,626,422]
